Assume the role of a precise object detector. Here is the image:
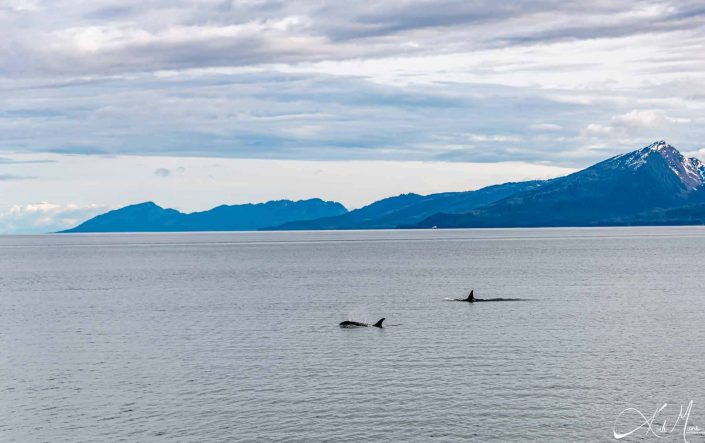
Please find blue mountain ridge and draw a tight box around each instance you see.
[267,181,544,230]
[60,199,347,233]
[61,141,705,233]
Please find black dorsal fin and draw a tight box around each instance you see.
[466,290,474,301]
[373,318,385,328]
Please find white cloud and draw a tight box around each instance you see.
[611,109,691,128]
[154,166,184,177]
[0,0,41,12]
[531,123,563,131]
[0,173,34,180]
[465,133,522,143]
[0,202,108,234]
[581,109,691,140]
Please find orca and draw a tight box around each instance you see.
[451,290,476,302]
[450,290,524,302]
[339,318,385,328]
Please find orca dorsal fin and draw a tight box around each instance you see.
[373,318,385,328]
[466,290,474,301]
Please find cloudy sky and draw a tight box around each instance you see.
[2,0,705,233]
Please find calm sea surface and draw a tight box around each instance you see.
[2,228,705,442]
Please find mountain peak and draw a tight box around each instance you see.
[634,140,678,161]
[129,201,162,209]
[650,142,705,191]
[610,141,705,191]
[647,140,673,152]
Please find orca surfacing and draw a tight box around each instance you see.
[339,318,385,328]
[451,290,476,302]
[450,290,524,302]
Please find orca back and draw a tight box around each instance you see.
[340,320,369,328]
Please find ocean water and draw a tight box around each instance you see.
[2,228,705,442]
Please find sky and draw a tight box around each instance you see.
[3,0,705,233]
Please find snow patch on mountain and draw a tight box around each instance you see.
[660,145,705,190]
[615,140,705,191]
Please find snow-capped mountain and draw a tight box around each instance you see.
[413,141,705,228]
[612,140,705,191]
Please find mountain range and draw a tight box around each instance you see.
[60,199,347,233]
[62,141,705,233]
